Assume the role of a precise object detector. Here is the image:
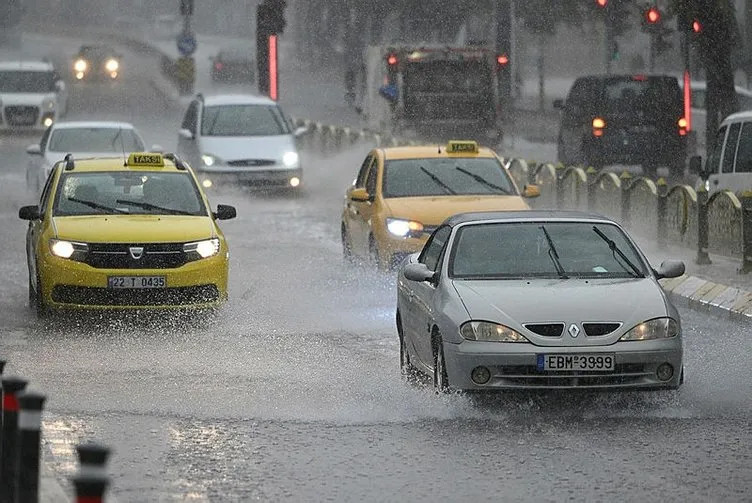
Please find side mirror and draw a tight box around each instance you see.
[178,128,194,140]
[403,263,436,283]
[654,260,685,280]
[522,184,540,198]
[150,144,164,153]
[553,99,565,110]
[293,126,308,138]
[18,205,41,221]
[350,187,371,202]
[213,204,237,220]
[26,144,42,156]
[689,155,705,177]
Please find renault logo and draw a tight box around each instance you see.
[129,247,144,260]
[568,323,580,338]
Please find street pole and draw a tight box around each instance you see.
[605,18,613,74]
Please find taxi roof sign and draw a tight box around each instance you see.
[127,153,165,167]
[447,141,479,154]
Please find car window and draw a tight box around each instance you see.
[355,155,373,188]
[38,126,52,153]
[48,128,144,152]
[739,95,752,110]
[419,226,451,272]
[39,166,57,212]
[181,101,199,133]
[602,77,681,115]
[383,158,517,198]
[200,105,290,136]
[733,122,752,173]
[365,159,379,195]
[450,222,646,279]
[565,79,596,116]
[0,70,56,93]
[706,126,726,175]
[722,122,741,174]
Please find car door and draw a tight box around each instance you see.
[359,155,382,255]
[711,122,739,193]
[27,167,57,289]
[409,226,452,369]
[178,100,201,168]
[346,154,377,257]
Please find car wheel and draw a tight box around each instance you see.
[341,225,355,264]
[432,331,449,393]
[397,314,417,380]
[33,274,47,318]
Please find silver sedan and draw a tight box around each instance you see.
[396,211,685,392]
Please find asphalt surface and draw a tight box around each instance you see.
[1,34,751,502]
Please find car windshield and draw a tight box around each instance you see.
[450,221,647,279]
[53,172,206,217]
[201,104,289,136]
[382,158,517,198]
[48,128,144,152]
[601,77,681,114]
[0,70,56,93]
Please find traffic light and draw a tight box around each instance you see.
[595,0,607,7]
[180,0,193,16]
[257,0,287,36]
[692,20,702,33]
[642,6,661,32]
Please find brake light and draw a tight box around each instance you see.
[497,54,509,66]
[633,74,647,81]
[387,54,398,66]
[678,117,688,128]
[592,117,606,129]
[678,117,688,136]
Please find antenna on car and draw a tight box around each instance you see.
[64,153,75,170]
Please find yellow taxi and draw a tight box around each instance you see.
[18,152,236,314]
[340,141,539,269]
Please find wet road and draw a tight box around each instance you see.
[1,34,751,502]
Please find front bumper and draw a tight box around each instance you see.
[0,105,57,131]
[196,167,302,188]
[38,252,228,310]
[443,338,683,390]
[583,131,686,165]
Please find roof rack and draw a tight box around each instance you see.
[64,154,75,171]
[163,153,187,171]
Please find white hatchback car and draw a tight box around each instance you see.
[0,60,67,131]
[177,94,306,191]
[25,121,157,194]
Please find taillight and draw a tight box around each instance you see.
[496,53,509,69]
[678,117,688,136]
[214,62,224,71]
[592,117,606,137]
[387,54,398,66]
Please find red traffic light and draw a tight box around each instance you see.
[645,7,661,24]
[692,20,702,33]
[595,0,607,7]
[497,54,509,66]
[387,54,398,66]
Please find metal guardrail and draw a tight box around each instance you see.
[507,160,752,274]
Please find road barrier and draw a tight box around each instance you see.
[508,160,752,274]
[0,368,111,502]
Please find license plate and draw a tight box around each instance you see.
[537,354,615,372]
[107,276,166,289]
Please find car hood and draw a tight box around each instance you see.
[0,92,54,105]
[53,215,214,243]
[200,135,295,162]
[452,277,669,346]
[383,196,529,226]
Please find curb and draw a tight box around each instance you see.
[660,275,752,320]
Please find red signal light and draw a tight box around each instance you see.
[497,54,509,66]
[646,7,661,24]
[595,0,607,7]
[387,54,398,66]
[692,20,702,33]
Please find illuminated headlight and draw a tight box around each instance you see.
[202,178,213,188]
[460,321,529,343]
[282,151,299,167]
[184,238,220,259]
[619,318,679,341]
[43,117,54,127]
[74,59,87,72]
[105,58,119,72]
[386,218,423,238]
[49,239,88,259]
[201,154,217,167]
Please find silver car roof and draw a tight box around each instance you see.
[444,210,618,228]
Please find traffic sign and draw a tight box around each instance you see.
[177,32,197,57]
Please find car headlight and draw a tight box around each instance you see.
[460,321,529,343]
[619,318,679,341]
[386,218,424,238]
[105,58,119,72]
[282,151,299,168]
[74,59,87,72]
[201,154,217,167]
[184,238,220,259]
[49,239,88,259]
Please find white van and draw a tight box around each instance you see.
[692,110,752,194]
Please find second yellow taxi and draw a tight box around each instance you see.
[19,152,236,314]
[341,141,539,269]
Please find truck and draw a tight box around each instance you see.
[358,44,505,144]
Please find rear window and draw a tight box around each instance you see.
[569,76,681,116]
[404,61,491,94]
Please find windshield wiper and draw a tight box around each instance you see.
[539,225,568,279]
[455,166,512,194]
[592,226,643,278]
[419,166,457,195]
[68,197,129,214]
[116,199,193,216]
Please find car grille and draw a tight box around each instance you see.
[524,323,565,337]
[85,243,187,269]
[226,159,276,167]
[4,105,39,126]
[51,285,220,306]
[583,323,622,337]
[493,364,649,387]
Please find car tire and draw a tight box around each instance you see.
[432,331,450,393]
[32,274,47,318]
[397,314,417,381]
[341,225,355,264]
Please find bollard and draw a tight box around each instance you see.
[695,186,712,265]
[17,392,46,503]
[76,443,110,478]
[72,475,108,503]
[619,171,632,228]
[739,192,752,274]
[656,178,669,248]
[0,377,27,503]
